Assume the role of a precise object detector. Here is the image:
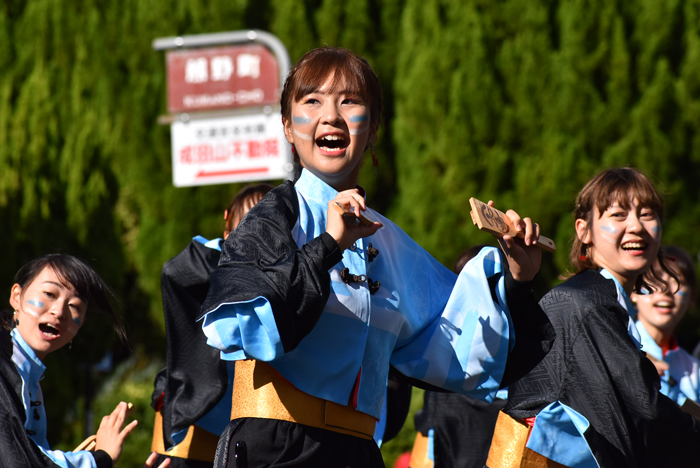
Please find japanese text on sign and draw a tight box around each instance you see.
[170,112,291,186]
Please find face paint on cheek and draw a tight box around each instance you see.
[66,317,82,334]
[293,116,312,124]
[23,300,43,317]
[348,114,369,135]
[293,128,313,141]
[651,225,661,239]
[598,224,619,244]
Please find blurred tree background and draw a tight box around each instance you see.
[2,0,700,465]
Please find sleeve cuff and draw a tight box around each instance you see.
[92,450,113,468]
[318,232,344,270]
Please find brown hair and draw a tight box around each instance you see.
[224,183,274,237]
[454,245,489,274]
[662,245,698,303]
[4,254,126,343]
[570,167,674,292]
[280,47,383,138]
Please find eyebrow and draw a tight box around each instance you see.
[307,88,359,96]
[41,281,86,301]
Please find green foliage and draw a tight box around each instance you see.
[392,0,700,293]
[5,0,700,457]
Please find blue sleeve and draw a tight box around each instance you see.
[388,247,513,403]
[36,448,99,468]
[202,297,284,361]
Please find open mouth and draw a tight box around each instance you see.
[653,300,674,311]
[316,134,348,152]
[621,241,646,251]
[39,323,60,338]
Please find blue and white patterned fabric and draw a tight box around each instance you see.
[202,169,514,419]
[11,329,97,468]
[525,269,640,468]
[635,322,700,405]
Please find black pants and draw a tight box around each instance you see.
[214,418,385,468]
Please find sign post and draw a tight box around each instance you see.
[153,30,292,187]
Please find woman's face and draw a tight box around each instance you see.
[283,73,375,191]
[9,266,87,360]
[634,265,691,336]
[577,197,661,289]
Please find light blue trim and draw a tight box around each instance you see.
[373,386,388,446]
[527,401,599,468]
[10,331,97,468]
[192,235,223,252]
[599,269,642,350]
[635,321,700,404]
[202,296,284,361]
[427,428,435,461]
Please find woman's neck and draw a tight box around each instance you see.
[639,316,673,349]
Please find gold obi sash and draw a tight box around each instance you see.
[151,409,219,462]
[409,431,435,468]
[230,359,376,440]
[486,411,567,468]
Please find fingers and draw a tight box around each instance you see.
[145,452,158,467]
[335,189,366,217]
[120,419,139,439]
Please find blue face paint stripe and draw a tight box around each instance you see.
[350,115,368,123]
[293,116,311,124]
[73,317,82,326]
[27,300,44,308]
[599,225,617,233]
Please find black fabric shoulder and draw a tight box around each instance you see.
[0,330,61,467]
[158,239,226,449]
[201,180,343,353]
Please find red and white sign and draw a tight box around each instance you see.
[166,44,280,113]
[170,112,292,186]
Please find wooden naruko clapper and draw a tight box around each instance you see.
[469,198,556,253]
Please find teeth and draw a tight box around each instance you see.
[320,135,343,141]
[622,242,644,249]
[655,301,672,308]
[46,323,58,331]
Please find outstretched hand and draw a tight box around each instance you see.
[326,189,383,251]
[94,402,138,464]
[488,201,542,282]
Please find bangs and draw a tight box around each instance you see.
[281,47,382,132]
[587,169,664,220]
[292,54,370,104]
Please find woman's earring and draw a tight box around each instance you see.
[579,244,589,262]
[13,310,19,327]
[371,145,378,178]
[69,340,72,351]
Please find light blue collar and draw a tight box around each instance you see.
[599,269,638,320]
[294,169,341,207]
[11,328,46,381]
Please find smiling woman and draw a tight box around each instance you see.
[632,246,700,406]
[199,47,555,468]
[0,254,155,468]
[496,168,700,468]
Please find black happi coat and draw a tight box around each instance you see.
[152,239,226,460]
[201,181,555,468]
[506,269,700,468]
[0,328,112,468]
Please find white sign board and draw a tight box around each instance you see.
[170,112,292,187]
